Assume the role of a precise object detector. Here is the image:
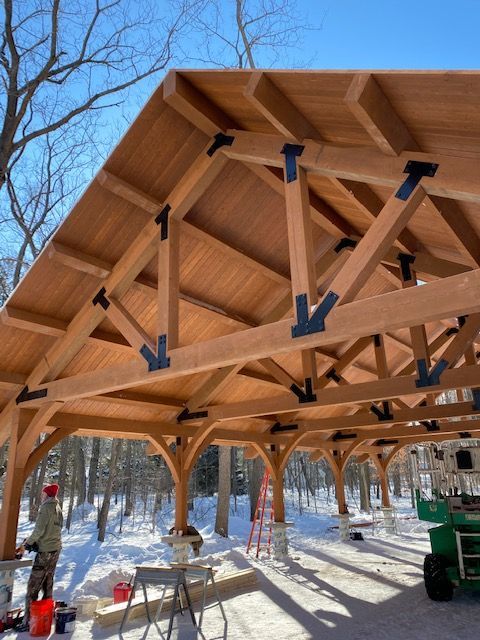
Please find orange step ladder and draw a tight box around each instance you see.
[246,470,274,558]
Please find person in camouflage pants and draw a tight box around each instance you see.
[17,483,63,631]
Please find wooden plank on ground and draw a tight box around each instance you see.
[93,568,257,627]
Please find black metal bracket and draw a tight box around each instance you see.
[397,253,416,281]
[291,291,339,338]
[372,334,381,348]
[375,438,399,446]
[270,444,276,453]
[206,132,235,157]
[325,367,341,383]
[139,335,170,371]
[415,358,449,388]
[270,422,298,434]
[472,388,480,411]
[445,327,459,337]
[16,386,48,405]
[459,432,472,439]
[334,237,357,253]
[395,160,439,201]
[332,432,357,441]
[177,407,209,422]
[281,143,305,183]
[92,287,110,310]
[154,204,171,241]
[420,419,440,432]
[370,401,393,422]
[290,377,317,404]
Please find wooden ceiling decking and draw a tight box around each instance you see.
[1,69,480,463]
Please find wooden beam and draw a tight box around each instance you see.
[0,371,26,389]
[223,129,480,204]
[158,219,180,349]
[320,185,426,306]
[104,298,154,355]
[244,71,318,141]
[201,364,480,423]
[1,305,133,354]
[0,135,228,444]
[429,196,480,267]
[345,74,418,156]
[17,269,480,407]
[284,164,317,305]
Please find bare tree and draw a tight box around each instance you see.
[0,0,204,188]
[191,0,315,69]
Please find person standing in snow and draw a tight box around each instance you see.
[17,483,63,631]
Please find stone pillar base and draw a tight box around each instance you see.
[160,535,202,564]
[382,508,396,534]
[270,522,294,559]
[0,559,32,624]
[332,513,350,541]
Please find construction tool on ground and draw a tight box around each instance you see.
[246,470,274,558]
[411,439,480,600]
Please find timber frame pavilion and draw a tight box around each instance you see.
[1,69,480,558]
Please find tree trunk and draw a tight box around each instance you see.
[124,440,133,516]
[57,437,70,506]
[248,457,264,521]
[215,446,231,537]
[87,437,100,505]
[74,438,87,506]
[98,440,122,542]
[359,462,371,512]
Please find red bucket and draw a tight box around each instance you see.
[113,582,132,604]
[29,598,54,636]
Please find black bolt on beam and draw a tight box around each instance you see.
[92,287,110,310]
[472,389,480,411]
[139,334,170,372]
[459,432,472,439]
[395,160,439,201]
[334,237,357,253]
[420,420,440,432]
[332,432,357,441]
[375,439,399,446]
[270,422,299,434]
[290,377,317,404]
[154,204,171,241]
[206,132,235,157]
[280,143,305,183]
[292,290,339,338]
[415,358,449,388]
[370,401,393,422]
[325,368,341,383]
[177,408,209,423]
[16,386,48,405]
[397,253,416,281]
[445,327,459,337]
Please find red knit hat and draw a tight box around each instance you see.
[42,484,59,498]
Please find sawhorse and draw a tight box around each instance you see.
[171,563,227,629]
[120,566,196,639]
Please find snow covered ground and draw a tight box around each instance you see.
[7,494,480,639]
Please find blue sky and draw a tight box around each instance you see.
[303,1,479,69]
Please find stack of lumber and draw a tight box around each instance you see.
[93,567,257,627]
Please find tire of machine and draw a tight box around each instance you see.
[423,553,454,601]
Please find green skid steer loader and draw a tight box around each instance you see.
[411,440,480,601]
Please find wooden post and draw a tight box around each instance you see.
[174,437,189,532]
[158,218,180,350]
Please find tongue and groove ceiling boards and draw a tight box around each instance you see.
[2,69,480,477]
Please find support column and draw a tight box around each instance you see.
[0,411,25,560]
[174,437,188,532]
[271,464,292,559]
[335,471,350,541]
[372,454,395,535]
